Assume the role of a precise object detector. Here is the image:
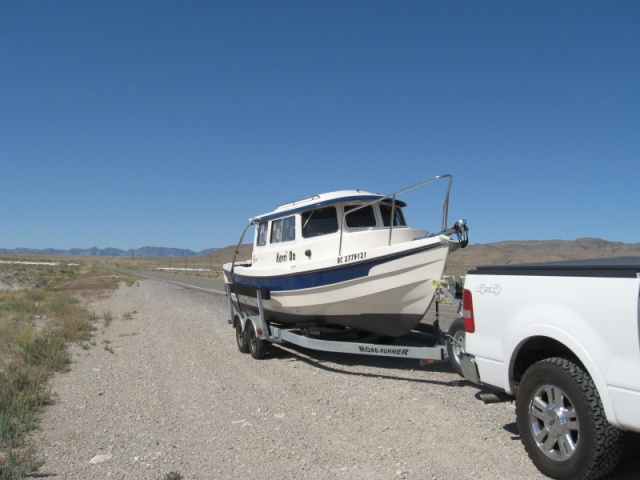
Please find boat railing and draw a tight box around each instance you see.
[339,174,454,256]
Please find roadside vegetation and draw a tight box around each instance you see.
[0,256,136,479]
[104,244,254,281]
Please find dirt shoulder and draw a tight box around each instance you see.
[32,279,637,479]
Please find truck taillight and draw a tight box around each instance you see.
[462,289,475,333]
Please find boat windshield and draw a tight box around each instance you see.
[380,204,406,227]
[344,205,376,228]
[301,207,339,238]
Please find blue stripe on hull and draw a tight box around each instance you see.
[229,243,443,292]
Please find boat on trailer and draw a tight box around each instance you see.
[223,174,469,340]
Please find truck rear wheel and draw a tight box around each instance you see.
[515,357,623,480]
[446,317,466,376]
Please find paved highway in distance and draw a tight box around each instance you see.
[103,265,227,295]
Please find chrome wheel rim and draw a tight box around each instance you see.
[528,384,579,461]
[452,330,465,358]
[235,325,245,347]
[249,328,258,351]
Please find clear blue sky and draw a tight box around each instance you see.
[2,1,638,252]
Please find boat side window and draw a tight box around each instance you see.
[271,216,296,243]
[282,216,296,242]
[380,204,406,227]
[301,207,338,238]
[344,205,377,228]
[256,221,268,246]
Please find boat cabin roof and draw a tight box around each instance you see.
[251,190,407,223]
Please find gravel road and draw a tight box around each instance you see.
[33,278,639,479]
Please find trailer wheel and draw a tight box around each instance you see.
[235,322,249,354]
[247,321,268,360]
[515,357,623,480]
[446,317,465,376]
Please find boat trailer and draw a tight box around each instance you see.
[226,277,466,373]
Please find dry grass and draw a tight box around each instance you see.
[0,257,135,478]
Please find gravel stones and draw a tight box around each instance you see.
[32,279,550,479]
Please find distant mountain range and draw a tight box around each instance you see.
[2,238,640,265]
[445,237,640,275]
[0,246,217,257]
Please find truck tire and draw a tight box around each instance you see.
[446,317,466,376]
[515,357,623,480]
[247,321,268,360]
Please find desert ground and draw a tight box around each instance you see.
[31,271,639,479]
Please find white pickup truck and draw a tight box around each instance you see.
[459,257,640,480]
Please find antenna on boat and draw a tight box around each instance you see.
[229,222,253,279]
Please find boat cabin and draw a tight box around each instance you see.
[248,191,428,270]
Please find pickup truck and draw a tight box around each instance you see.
[459,257,640,480]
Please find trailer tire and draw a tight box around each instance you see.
[446,317,465,376]
[515,357,623,480]
[235,322,249,354]
[247,321,268,360]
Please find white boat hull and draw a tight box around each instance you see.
[225,240,453,337]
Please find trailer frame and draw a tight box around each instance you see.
[226,277,465,369]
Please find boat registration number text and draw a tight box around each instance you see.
[336,252,367,264]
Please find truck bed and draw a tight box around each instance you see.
[468,256,640,278]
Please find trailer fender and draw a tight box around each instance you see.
[233,312,246,331]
